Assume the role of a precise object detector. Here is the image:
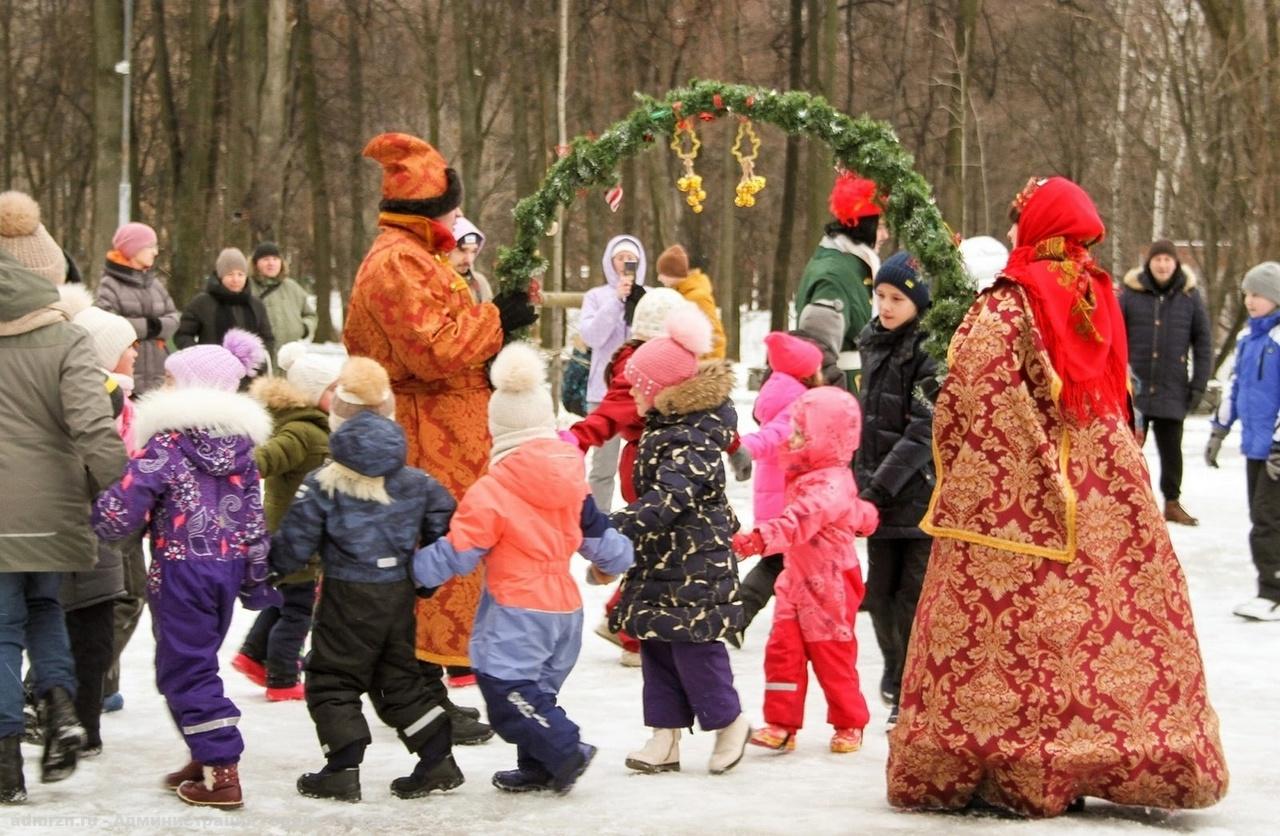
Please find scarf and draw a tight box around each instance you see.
[819,233,882,279]
[378,212,456,255]
[208,277,259,343]
[1000,177,1128,423]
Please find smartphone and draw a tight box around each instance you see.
[623,260,638,277]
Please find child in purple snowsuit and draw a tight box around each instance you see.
[92,329,278,810]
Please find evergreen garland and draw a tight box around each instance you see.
[495,79,973,361]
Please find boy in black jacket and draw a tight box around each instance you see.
[854,252,940,728]
[268,358,461,803]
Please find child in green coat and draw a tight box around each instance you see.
[232,343,341,700]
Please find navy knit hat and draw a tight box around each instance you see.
[874,251,930,311]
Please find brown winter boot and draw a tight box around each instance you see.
[1164,500,1199,526]
[164,759,203,791]
[176,764,243,809]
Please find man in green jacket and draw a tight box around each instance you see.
[250,242,317,368]
[793,173,889,392]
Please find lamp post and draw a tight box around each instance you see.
[114,0,133,225]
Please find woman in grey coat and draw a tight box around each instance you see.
[1120,239,1212,525]
[95,222,179,396]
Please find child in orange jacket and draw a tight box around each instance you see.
[413,343,633,794]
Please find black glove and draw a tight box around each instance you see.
[493,289,538,336]
[416,585,440,599]
[1205,426,1227,468]
[623,282,646,326]
[1186,388,1205,413]
[728,446,753,481]
[145,316,162,339]
[860,484,888,507]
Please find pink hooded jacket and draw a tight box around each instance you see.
[758,387,879,641]
[739,371,807,522]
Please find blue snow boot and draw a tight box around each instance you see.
[491,765,553,793]
[550,743,597,795]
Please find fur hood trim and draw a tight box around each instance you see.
[131,387,273,449]
[654,360,735,416]
[315,461,392,504]
[249,375,310,411]
[1123,266,1198,294]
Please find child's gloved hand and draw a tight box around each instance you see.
[1205,426,1227,468]
[239,582,283,612]
[1267,441,1280,481]
[731,531,764,557]
[728,446,753,481]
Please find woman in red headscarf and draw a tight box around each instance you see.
[885,177,1228,817]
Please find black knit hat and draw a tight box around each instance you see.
[1146,239,1177,265]
[251,241,281,263]
[874,250,930,311]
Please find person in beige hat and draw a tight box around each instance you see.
[0,191,67,285]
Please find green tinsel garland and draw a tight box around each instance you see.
[495,79,973,361]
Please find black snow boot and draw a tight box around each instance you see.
[390,753,465,799]
[446,702,493,745]
[38,686,84,784]
[0,736,26,804]
[297,767,361,803]
[21,697,41,746]
[444,698,481,721]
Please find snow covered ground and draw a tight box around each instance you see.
[12,314,1279,834]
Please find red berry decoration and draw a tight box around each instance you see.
[745,95,755,109]
[698,111,714,122]
[712,93,724,110]
[643,132,654,143]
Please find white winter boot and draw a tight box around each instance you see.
[625,728,681,773]
[708,714,751,775]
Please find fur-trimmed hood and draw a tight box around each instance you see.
[250,375,310,412]
[653,360,735,416]
[1123,265,1198,294]
[131,387,273,452]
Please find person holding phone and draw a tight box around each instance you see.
[578,234,647,512]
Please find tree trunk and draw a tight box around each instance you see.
[91,0,124,272]
[716,0,742,359]
[805,0,836,253]
[941,0,981,232]
[239,0,289,244]
[769,0,805,333]
[0,0,11,186]
[342,0,367,311]
[297,0,334,341]
[165,0,221,305]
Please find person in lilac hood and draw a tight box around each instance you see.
[91,328,278,810]
[578,234,646,511]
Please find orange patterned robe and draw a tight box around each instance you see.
[343,213,503,666]
[886,283,1228,817]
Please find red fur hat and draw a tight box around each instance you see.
[828,172,883,226]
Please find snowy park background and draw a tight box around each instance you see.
[11,312,1279,835]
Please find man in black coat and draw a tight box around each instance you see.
[1119,239,1212,525]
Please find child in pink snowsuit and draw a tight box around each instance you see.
[732,386,878,754]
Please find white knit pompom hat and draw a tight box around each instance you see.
[488,341,557,459]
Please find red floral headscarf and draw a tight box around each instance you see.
[1001,177,1128,422]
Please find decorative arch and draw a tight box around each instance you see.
[494,79,972,359]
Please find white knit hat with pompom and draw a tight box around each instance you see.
[488,341,558,458]
[0,191,66,285]
[278,341,344,406]
[623,305,713,401]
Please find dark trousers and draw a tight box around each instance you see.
[240,580,316,687]
[306,578,450,763]
[740,554,784,633]
[1141,416,1186,501]
[864,538,932,702]
[1246,459,1280,601]
[105,532,145,696]
[477,673,580,780]
[639,640,740,731]
[65,600,116,747]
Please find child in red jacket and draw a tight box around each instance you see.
[733,387,879,754]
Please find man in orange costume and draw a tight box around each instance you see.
[344,133,537,696]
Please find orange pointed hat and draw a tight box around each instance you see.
[363,132,462,216]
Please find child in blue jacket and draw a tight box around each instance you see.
[268,357,461,802]
[1207,261,1280,621]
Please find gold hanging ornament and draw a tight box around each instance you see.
[732,118,766,207]
[670,119,706,213]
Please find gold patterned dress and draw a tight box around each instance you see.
[885,282,1228,816]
